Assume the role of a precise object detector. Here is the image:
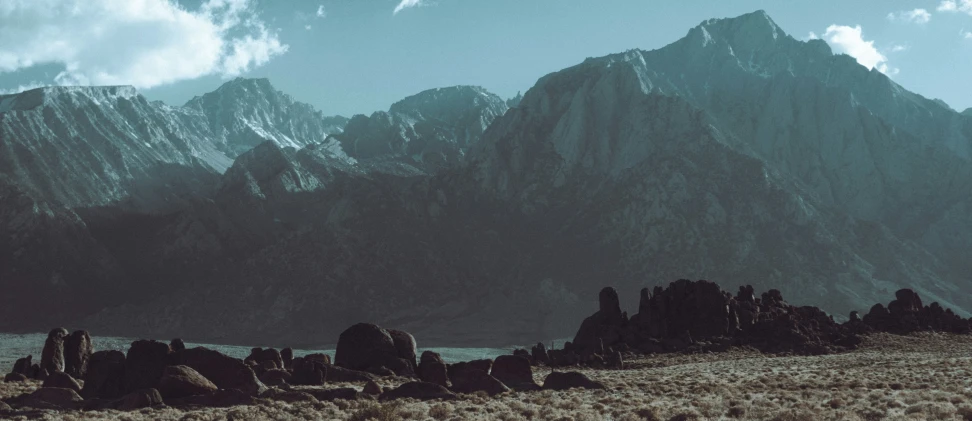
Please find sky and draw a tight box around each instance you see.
[0,0,971,117]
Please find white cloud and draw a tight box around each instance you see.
[890,44,909,52]
[807,31,819,40]
[823,25,897,75]
[305,25,312,30]
[887,9,932,24]
[938,0,972,14]
[963,29,972,38]
[0,81,48,95]
[317,5,326,18]
[394,0,425,15]
[0,0,287,90]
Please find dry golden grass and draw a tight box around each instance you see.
[2,332,972,420]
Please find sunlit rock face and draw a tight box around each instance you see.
[2,11,972,347]
[332,86,509,173]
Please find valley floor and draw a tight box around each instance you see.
[2,333,971,420]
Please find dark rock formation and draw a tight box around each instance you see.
[10,355,33,378]
[158,365,218,399]
[64,330,92,379]
[334,323,416,376]
[123,340,171,392]
[325,365,379,383]
[304,353,331,365]
[863,288,971,334]
[448,365,509,396]
[305,387,362,402]
[81,350,126,399]
[291,357,326,386]
[418,351,449,387]
[531,343,550,366]
[4,373,27,383]
[543,372,605,390]
[167,389,258,408]
[174,347,267,396]
[16,387,84,410]
[379,381,457,401]
[170,338,186,352]
[388,329,418,375]
[280,348,294,368]
[245,348,284,370]
[40,328,69,375]
[572,287,628,354]
[42,371,81,393]
[491,355,540,391]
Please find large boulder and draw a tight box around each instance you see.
[418,351,449,387]
[280,348,294,369]
[42,371,82,393]
[291,357,326,386]
[531,343,550,366]
[64,330,92,379]
[259,369,292,387]
[123,340,172,392]
[166,389,258,408]
[169,338,186,352]
[491,355,540,391]
[379,381,457,401]
[81,350,127,399]
[542,371,606,391]
[448,365,509,396]
[4,373,27,383]
[326,365,380,383]
[335,323,415,376]
[40,328,69,375]
[174,347,267,396]
[158,365,218,399]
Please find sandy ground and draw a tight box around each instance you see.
[2,332,971,420]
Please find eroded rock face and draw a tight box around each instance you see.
[571,287,628,354]
[40,328,69,375]
[64,330,92,379]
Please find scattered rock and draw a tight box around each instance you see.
[542,371,606,391]
[42,371,81,393]
[379,381,457,401]
[40,328,69,375]
[305,387,362,401]
[418,351,449,387]
[263,389,318,403]
[158,365,218,399]
[64,330,92,379]
[491,355,540,391]
[167,389,258,408]
[123,340,172,392]
[81,350,127,400]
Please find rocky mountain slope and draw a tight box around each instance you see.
[2,11,971,347]
[331,86,508,173]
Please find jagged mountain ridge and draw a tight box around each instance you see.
[0,79,349,210]
[2,10,971,347]
[332,86,509,172]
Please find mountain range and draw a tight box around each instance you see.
[1,10,970,347]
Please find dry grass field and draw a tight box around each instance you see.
[2,333,972,421]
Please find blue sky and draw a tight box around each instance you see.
[1,0,970,116]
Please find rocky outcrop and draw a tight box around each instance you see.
[14,387,84,410]
[245,348,284,370]
[174,347,266,396]
[491,355,540,391]
[40,328,69,375]
[334,324,417,377]
[418,351,449,387]
[863,289,971,334]
[81,350,126,399]
[123,340,172,392]
[64,330,93,379]
[42,372,82,393]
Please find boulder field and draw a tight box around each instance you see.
[4,280,970,413]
